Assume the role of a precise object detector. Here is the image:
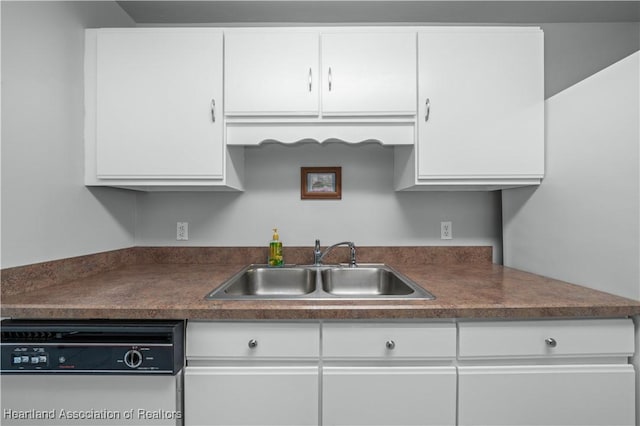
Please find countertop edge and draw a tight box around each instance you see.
[3,305,640,321]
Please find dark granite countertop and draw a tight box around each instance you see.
[3,246,640,320]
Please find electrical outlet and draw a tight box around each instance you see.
[441,221,452,240]
[177,222,189,241]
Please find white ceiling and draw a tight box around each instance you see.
[116,1,640,24]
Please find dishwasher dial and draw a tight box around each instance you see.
[123,349,143,368]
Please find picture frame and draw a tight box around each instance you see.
[301,167,342,200]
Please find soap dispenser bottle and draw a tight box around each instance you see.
[268,228,284,267]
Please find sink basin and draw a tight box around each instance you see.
[321,267,415,296]
[206,264,434,300]
[216,267,316,297]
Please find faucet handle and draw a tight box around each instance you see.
[314,239,321,250]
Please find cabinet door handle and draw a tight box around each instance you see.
[545,337,557,348]
[308,68,312,92]
[248,339,258,349]
[210,99,216,123]
[425,98,430,122]
[328,67,332,92]
[385,340,396,350]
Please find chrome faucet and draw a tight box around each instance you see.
[313,239,357,267]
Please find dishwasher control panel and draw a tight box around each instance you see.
[1,320,184,374]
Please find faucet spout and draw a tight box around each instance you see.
[313,239,322,265]
[313,240,357,267]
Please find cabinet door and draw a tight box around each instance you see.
[96,29,224,179]
[417,28,543,179]
[225,32,319,116]
[458,365,636,426]
[323,366,456,426]
[184,366,318,426]
[321,32,417,116]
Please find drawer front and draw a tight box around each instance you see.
[186,322,319,359]
[323,322,456,359]
[458,319,634,359]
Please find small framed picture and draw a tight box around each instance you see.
[301,167,342,200]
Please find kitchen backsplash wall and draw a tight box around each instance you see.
[135,143,504,261]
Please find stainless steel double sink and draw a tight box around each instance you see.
[206,264,435,300]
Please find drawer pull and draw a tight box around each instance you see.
[545,337,557,348]
[385,340,396,350]
[248,339,258,349]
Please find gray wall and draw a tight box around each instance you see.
[136,144,503,260]
[540,23,640,98]
[1,1,137,268]
[1,2,638,270]
[503,51,639,301]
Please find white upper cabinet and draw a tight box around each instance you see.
[85,28,243,191]
[224,32,320,116]
[224,30,417,118]
[96,29,223,178]
[418,28,543,178]
[320,32,417,116]
[86,26,544,190]
[395,27,544,190]
[224,29,417,146]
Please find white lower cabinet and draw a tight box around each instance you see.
[323,366,456,426]
[185,366,318,426]
[184,322,319,426]
[458,319,636,426]
[322,322,458,426]
[185,320,636,426]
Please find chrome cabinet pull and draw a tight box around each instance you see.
[328,67,332,92]
[248,339,258,349]
[211,99,216,122]
[545,337,557,348]
[308,68,312,92]
[385,340,396,350]
[425,98,430,122]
